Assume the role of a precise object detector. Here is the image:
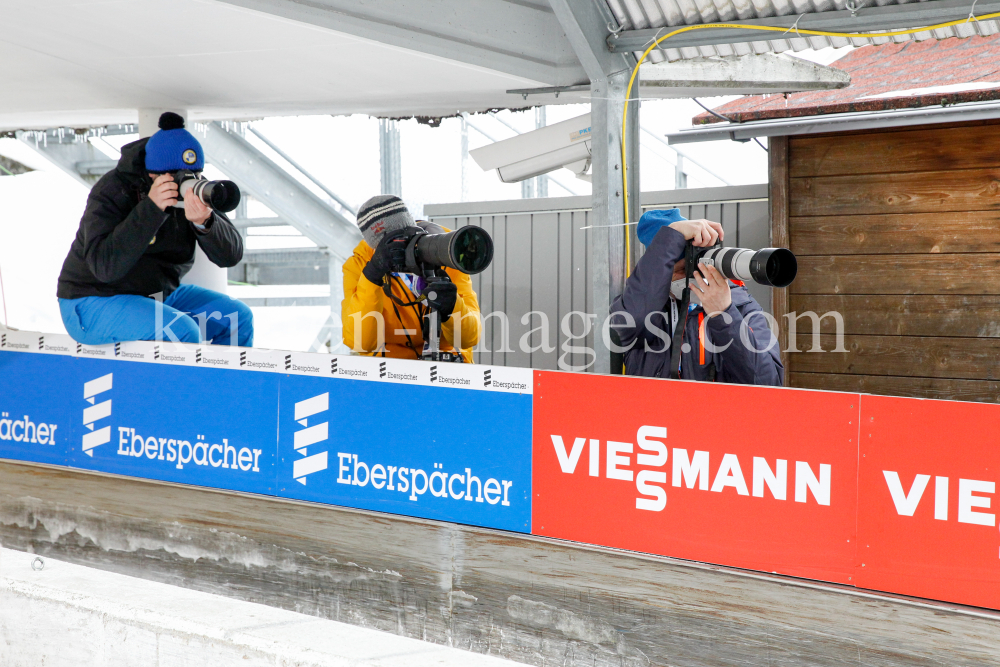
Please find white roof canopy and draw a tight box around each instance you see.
[0,0,988,131]
[0,0,584,130]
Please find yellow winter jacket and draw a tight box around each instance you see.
[341,239,481,362]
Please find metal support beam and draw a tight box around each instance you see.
[231,249,331,286]
[15,131,114,188]
[535,107,548,198]
[215,0,587,86]
[675,154,688,189]
[198,122,360,259]
[379,119,402,197]
[550,0,638,374]
[460,115,470,202]
[607,0,1000,52]
[548,0,633,82]
[246,128,357,216]
[237,296,329,307]
[588,72,640,373]
[239,249,330,266]
[200,122,359,348]
[232,217,286,229]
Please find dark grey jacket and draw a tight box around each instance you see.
[57,137,243,300]
[610,226,783,385]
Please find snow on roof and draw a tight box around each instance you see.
[693,35,1000,124]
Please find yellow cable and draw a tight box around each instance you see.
[620,11,1000,277]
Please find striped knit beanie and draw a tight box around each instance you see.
[357,195,415,249]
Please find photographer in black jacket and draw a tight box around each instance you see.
[57,112,251,346]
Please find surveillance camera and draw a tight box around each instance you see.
[469,113,592,183]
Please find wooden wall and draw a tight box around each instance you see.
[774,120,1000,402]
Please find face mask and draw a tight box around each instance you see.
[670,278,702,305]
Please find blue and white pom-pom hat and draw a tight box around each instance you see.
[144,112,204,173]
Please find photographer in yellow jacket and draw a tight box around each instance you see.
[341,195,481,362]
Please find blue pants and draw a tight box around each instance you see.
[59,285,253,347]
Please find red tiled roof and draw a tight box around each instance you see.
[694,35,1000,125]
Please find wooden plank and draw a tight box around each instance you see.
[788,294,1000,337]
[789,123,1000,178]
[3,461,1000,666]
[789,334,1000,380]
[770,136,790,385]
[790,372,1000,403]
[789,211,1000,255]
[791,254,1000,295]
[789,169,1000,217]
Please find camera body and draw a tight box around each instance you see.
[172,170,242,213]
[691,241,797,288]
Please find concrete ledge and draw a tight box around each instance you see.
[3,460,1000,666]
[0,547,522,667]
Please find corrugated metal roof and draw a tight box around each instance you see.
[605,0,1000,61]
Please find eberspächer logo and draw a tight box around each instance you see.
[82,373,113,456]
[292,392,329,484]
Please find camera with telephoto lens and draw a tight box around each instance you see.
[388,224,494,276]
[172,170,241,213]
[693,242,797,288]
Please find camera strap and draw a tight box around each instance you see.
[382,277,424,308]
[384,276,424,359]
[668,244,696,380]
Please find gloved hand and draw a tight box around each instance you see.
[362,232,409,284]
[422,280,458,320]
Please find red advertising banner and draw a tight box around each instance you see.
[532,371,861,584]
[856,395,1000,609]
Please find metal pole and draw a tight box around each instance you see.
[675,154,687,189]
[535,107,548,198]
[461,114,470,202]
[379,119,402,197]
[589,70,638,373]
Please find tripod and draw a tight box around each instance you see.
[420,270,463,363]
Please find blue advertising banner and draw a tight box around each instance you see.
[0,353,73,468]
[0,345,533,533]
[67,357,282,495]
[276,374,532,532]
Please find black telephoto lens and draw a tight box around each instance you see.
[414,227,494,275]
[749,247,797,288]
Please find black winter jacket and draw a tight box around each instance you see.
[56,138,243,300]
[610,226,783,385]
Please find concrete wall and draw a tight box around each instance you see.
[3,460,999,667]
[0,546,521,667]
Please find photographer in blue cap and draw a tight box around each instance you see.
[609,209,781,385]
[56,112,252,347]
